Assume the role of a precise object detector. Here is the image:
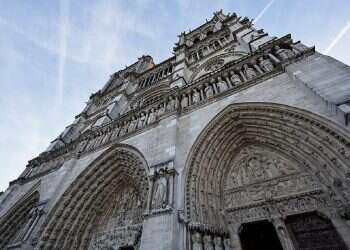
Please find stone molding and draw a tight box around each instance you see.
[183,102,350,235]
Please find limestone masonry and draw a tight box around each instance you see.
[1,10,350,250]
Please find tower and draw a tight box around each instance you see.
[1,10,350,250]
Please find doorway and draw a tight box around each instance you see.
[285,212,347,250]
[239,220,283,250]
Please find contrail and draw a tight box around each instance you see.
[57,0,70,108]
[253,0,275,24]
[324,21,350,55]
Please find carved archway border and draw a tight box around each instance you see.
[37,143,150,250]
[0,181,40,249]
[184,102,350,233]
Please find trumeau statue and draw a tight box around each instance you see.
[2,9,350,250]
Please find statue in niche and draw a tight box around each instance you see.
[166,96,178,111]
[242,64,257,80]
[152,177,167,209]
[258,57,274,72]
[181,94,188,108]
[119,120,129,136]
[157,103,166,116]
[192,232,203,250]
[213,237,223,250]
[147,108,157,124]
[274,45,295,60]
[204,83,214,98]
[137,112,147,129]
[229,71,242,85]
[203,235,214,250]
[192,89,201,104]
[216,76,228,93]
[128,116,138,132]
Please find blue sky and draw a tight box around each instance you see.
[0,0,350,191]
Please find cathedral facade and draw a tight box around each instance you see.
[1,10,350,250]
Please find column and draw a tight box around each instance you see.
[271,217,296,250]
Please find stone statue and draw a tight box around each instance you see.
[166,96,177,111]
[229,71,242,85]
[181,94,188,108]
[137,113,147,129]
[216,76,228,93]
[213,237,223,250]
[203,235,214,250]
[192,89,201,104]
[192,232,203,250]
[274,45,295,60]
[152,178,167,209]
[128,116,138,132]
[157,103,166,116]
[119,121,129,136]
[258,57,274,72]
[243,64,257,80]
[147,108,157,124]
[204,83,214,98]
[110,124,121,139]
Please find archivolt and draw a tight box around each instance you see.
[184,102,350,232]
[37,144,149,250]
[0,186,40,249]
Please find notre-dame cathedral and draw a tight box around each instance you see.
[1,10,350,250]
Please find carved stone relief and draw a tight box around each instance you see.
[224,146,321,209]
[89,185,143,250]
[148,161,176,214]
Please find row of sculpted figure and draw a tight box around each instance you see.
[79,45,297,153]
[78,108,159,153]
[192,232,233,250]
[181,56,277,108]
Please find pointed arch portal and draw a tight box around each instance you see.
[184,102,350,250]
[37,144,150,250]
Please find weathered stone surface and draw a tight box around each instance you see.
[1,10,350,250]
